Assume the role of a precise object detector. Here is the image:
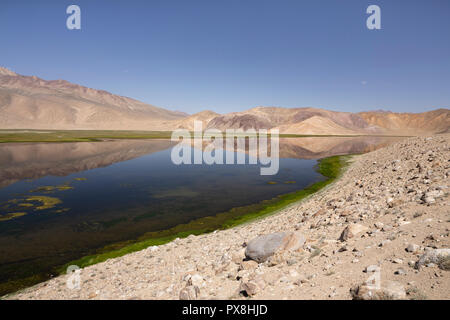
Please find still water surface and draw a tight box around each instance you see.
[0,136,402,292]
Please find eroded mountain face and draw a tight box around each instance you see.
[0,67,448,134]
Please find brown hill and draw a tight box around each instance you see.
[206,107,382,135]
[162,110,219,131]
[358,109,450,135]
[205,106,449,135]
[0,67,185,130]
[0,67,448,135]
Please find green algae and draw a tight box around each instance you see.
[25,196,62,210]
[53,208,70,214]
[0,212,27,222]
[59,155,351,273]
[2,155,351,296]
[30,185,74,193]
[18,203,34,207]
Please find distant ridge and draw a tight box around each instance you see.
[0,67,448,135]
[0,67,185,130]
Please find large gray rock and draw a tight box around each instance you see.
[245,231,306,263]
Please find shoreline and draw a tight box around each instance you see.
[56,155,350,274]
[4,134,449,300]
[0,154,350,297]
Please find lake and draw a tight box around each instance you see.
[0,136,402,294]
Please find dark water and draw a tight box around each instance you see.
[0,136,402,291]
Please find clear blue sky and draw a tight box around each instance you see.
[1,0,449,114]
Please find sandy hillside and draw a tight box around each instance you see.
[1,67,449,135]
[6,134,449,300]
[0,67,185,130]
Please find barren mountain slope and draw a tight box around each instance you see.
[1,67,448,135]
[159,110,220,131]
[205,107,385,135]
[0,67,185,130]
[206,106,449,135]
[359,109,450,135]
[275,116,359,135]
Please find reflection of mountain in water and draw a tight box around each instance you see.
[222,136,404,159]
[0,140,175,188]
[278,136,404,159]
[0,136,403,189]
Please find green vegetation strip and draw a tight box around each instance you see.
[58,155,350,274]
[0,130,174,143]
[0,129,409,143]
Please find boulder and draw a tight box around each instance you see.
[245,231,306,263]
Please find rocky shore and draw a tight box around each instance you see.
[5,134,449,300]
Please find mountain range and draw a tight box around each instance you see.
[1,67,448,135]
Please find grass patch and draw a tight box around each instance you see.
[0,129,410,144]
[0,130,174,143]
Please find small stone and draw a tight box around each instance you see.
[339,224,369,241]
[374,222,384,229]
[239,260,258,271]
[286,259,298,266]
[379,239,391,247]
[188,274,204,287]
[293,274,309,285]
[406,243,420,253]
[239,281,259,297]
[179,285,200,300]
[394,268,407,275]
[289,269,299,278]
[364,265,380,273]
